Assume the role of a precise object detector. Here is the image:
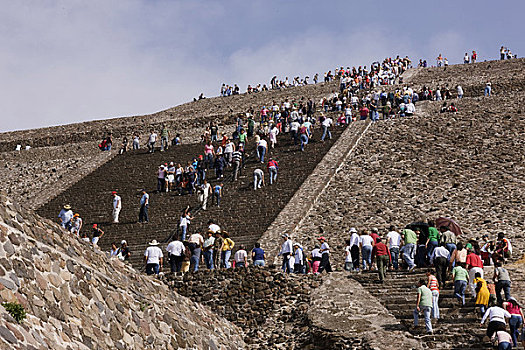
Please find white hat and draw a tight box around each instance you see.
[149,240,159,246]
[349,228,357,233]
[121,240,127,245]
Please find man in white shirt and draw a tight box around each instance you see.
[144,240,163,275]
[111,191,121,223]
[166,238,184,272]
[431,244,451,288]
[200,180,212,210]
[202,231,215,269]
[188,231,204,272]
[208,220,221,234]
[406,101,416,116]
[147,130,158,153]
[481,306,511,338]
[279,234,293,273]
[254,169,265,190]
[234,245,248,268]
[257,139,268,163]
[58,204,74,229]
[386,226,401,270]
[360,231,375,270]
[321,116,333,141]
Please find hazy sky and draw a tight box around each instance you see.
[1,0,523,132]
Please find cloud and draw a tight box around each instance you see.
[0,1,522,132]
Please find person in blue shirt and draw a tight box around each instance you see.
[138,189,149,223]
[213,183,223,207]
[251,243,266,266]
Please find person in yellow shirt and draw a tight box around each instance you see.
[474,272,490,315]
[221,231,235,269]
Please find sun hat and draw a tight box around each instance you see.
[92,224,97,228]
[121,240,127,245]
[73,213,80,217]
[281,234,289,238]
[318,236,326,241]
[149,240,159,246]
[112,191,117,194]
[64,204,71,210]
[349,228,357,233]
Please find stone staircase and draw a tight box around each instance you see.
[36,114,347,267]
[351,269,490,350]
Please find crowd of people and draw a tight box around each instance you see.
[55,50,523,348]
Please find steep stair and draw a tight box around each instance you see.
[352,270,491,349]
[37,113,349,267]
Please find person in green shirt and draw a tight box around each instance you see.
[413,278,433,334]
[160,125,170,151]
[247,117,255,137]
[402,228,417,270]
[452,263,469,306]
[426,221,441,261]
[238,129,248,146]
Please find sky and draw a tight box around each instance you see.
[0,0,523,132]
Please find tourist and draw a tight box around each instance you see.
[188,230,204,272]
[147,129,157,153]
[372,237,391,283]
[440,226,457,256]
[144,240,163,275]
[111,191,121,224]
[221,231,235,269]
[503,298,524,347]
[213,183,223,207]
[160,125,170,152]
[91,224,104,246]
[484,81,492,97]
[309,245,322,274]
[360,230,374,271]
[166,237,184,273]
[58,204,74,229]
[213,231,224,269]
[494,232,512,263]
[203,231,215,270]
[234,245,248,268]
[450,242,467,268]
[254,168,265,190]
[231,147,243,182]
[179,210,193,241]
[474,272,490,315]
[386,226,401,270]
[452,263,469,306]
[110,242,119,258]
[320,114,333,141]
[344,239,352,271]
[199,179,212,210]
[279,234,293,273]
[132,132,140,150]
[257,138,268,163]
[426,221,440,261]
[118,240,131,261]
[481,305,511,338]
[299,123,310,152]
[500,46,506,60]
[494,261,512,305]
[293,243,304,274]
[426,271,440,319]
[466,246,484,296]
[413,278,433,334]
[430,243,450,288]
[464,52,470,64]
[138,189,149,223]
[181,241,191,273]
[251,243,266,267]
[317,236,332,273]
[457,85,464,99]
[269,124,279,148]
[267,158,279,185]
[491,330,513,350]
[70,213,83,236]
[401,227,417,271]
[471,50,477,63]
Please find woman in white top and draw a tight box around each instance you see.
[360,230,375,270]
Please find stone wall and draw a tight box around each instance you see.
[0,192,245,349]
